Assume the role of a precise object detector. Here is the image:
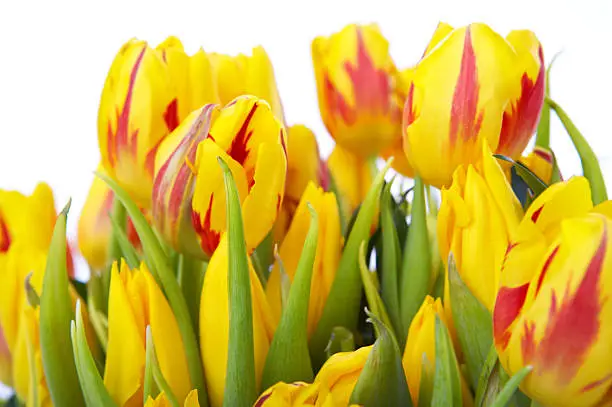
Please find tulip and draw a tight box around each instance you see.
[153,96,287,259]
[520,146,559,185]
[312,24,405,159]
[494,177,612,407]
[208,47,285,122]
[327,145,375,219]
[403,23,545,188]
[0,326,9,386]
[104,260,192,406]
[438,142,523,311]
[274,125,328,243]
[98,38,179,208]
[253,381,319,406]
[199,237,277,407]
[144,390,200,407]
[77,167,140,271]
[266,182,342,338]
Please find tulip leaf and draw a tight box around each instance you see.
[71,301,117,407]
[86,274,109,351]
[400,176,433,340]
[431,315,462,407]
[475,346,531,407]
[108,209,140,269]
[218,158,257,407]
[261,204,318,389]
[144,326,180,407]
[39,201,85,406]
[349,312,412,407]
[310,160,393,369]
[177,255,206,335]
[417,354,435,407]
[547,97,608,204]
[495,155,548,199]
[325,327,355,359]
[448,254,493,389]
[358,241,394,336]
[379,181,403,340]
[96,172,208,406]
[535,53,560,149]
[489,366,533,407]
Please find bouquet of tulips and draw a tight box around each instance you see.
[1,21,610,407]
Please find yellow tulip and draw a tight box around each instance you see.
[438,142,523,311]
[520,146,558,185]
[403,23,545,188]
[208,46,285,122]
[78,166,141,271]
[493,177,612,407]
[144,390,200,407]
[104,261,192,406]
[327,145,375,219]
[253,381,320,406]
[199,237,277,407]
[312,24,405,159]
[274,125,328,242]
[266,182,342,338]
[98,38,179,208]
[153,96,287,259]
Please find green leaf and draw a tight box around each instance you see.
[417,354,435,407]
[71,301,117,407]
[495,155,548,198]
[379,182,402,340]
[96,172,208,406]
[547,97,608,204]
[349,312,412,407]
[218,158,257,407]
[86,274,109,351]
[325,327,355,359]
[39,201,85,406]
[399,176,432,340]
[448,254,493,389]
[261,204,318,389]
[108,210,140,269]
[431,315,462,407]
[177,255,206,335]
[144,326,180,407]
[489,366,533,407]
[475,346,531,407]
[310,160,393,369]
[535,52,560,149]
[358,241,394,336]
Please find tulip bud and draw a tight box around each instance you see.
[312,24,405,159]
[494,179,612,406]
[104,261,192,406]
[519,146,559,185]
[403,23,544,188]
[98,39,178,208]
[145,390,200,407]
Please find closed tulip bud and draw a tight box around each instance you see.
[78,166,140,271]
[312,24,405,159]
[402,296,473,407]
[104,261,192,406]
[494,178,612,407]
[98,39,179,208]
[438,142,523,311]
[266,182,342,338]
[403,23,545,188]
[199,237,277,407]
[520,146,559,185]
[208,47,285,122]
[145,390,200,407]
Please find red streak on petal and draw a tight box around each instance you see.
[0,211,12,253]
[254,394,271,407]
[497,45,545,157]
[521,320,537,363]
[276,194,282,214]
[531,206,544,223]
[535,227,607,384]
[449,26,483,145]
[318,160,330,191]
[126,217,141,249]
[493,283,530,350]
[228,103,258,166]
[582,373,612,393]
[192,195,221,257]
[403,83,416,127]
[107,46,147,168]
[593,383,612,407]
[280,130,288,158]
[324,73,354,125]
[164,98,180,132]
[534,147,553,164]
[535,246,560,295]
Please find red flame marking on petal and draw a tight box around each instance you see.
[164,98,180,132]
[228,103,258,166]
[254,394,271,407]
[521,320,537,363]
[403,83,416,128]
[534,148,553,164]
[582,373,612,393]
[0,211,12,253]
[535,246,560,296]
[192,195,221,257]
[531,206,544,223]
[493,283,530,350]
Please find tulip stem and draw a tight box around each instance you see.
[535,53,561,149]
[178,255,206,336]
[547,97,608,204]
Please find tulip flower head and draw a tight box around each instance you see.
[520,146,558,185]
[312,24,405,159]
[403,23,545,188]
[153,96,287,259]
[494,177,612,407]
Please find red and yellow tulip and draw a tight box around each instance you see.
[520,146,559,185]
[312,24,405,159]
[153,96,287,259]
[403,23,545,188]
[493,177,612,407]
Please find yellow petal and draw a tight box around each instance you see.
[190,49,220,110]
[156,36,192,123]
[422,22,455,57]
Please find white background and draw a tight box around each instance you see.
[0,0,611,398]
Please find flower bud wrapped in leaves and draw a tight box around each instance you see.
[153,96,287,259]
[98,39,180,208]
[403,23,545,188]
[312,24,405,159]
[266,182,342,338]
[104,261,192,406]
[493,177,612,407]
[520,146,558,185]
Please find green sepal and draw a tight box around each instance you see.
[39,200,85,406]
[430,315,462,407]
[325,327,355,359]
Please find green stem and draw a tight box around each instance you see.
[102,199,127,313]
[178,255,206,337]
[547,97,608,204]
